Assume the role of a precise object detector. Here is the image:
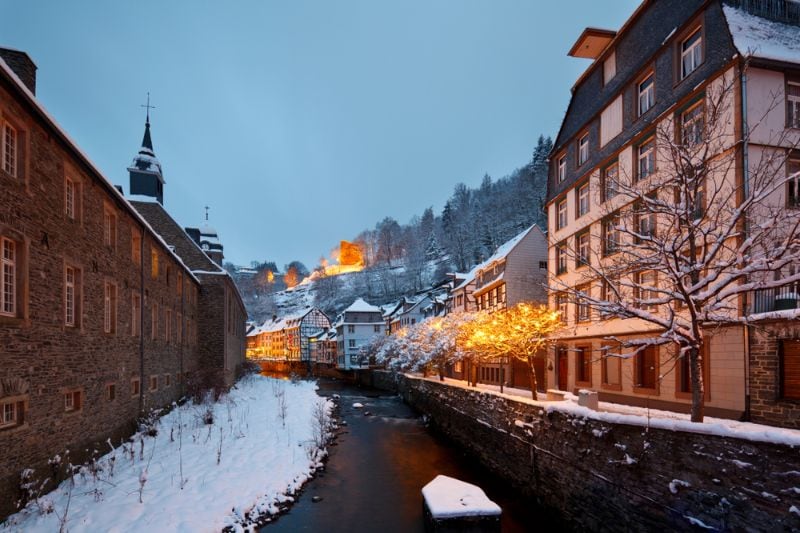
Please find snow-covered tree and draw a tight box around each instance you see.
[552,70,800,422]
[461,304,561,397]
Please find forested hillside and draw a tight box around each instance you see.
[232,135,552,322]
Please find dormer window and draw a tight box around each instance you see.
[681,29,703,79]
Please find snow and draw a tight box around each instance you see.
[413,375,800,447]
[352,402,364,408]
[723,6,800,64]
[421,475,501,519]
[343,297,381,313]
[3,376,332,532]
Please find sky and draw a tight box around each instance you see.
[0,0,639,269]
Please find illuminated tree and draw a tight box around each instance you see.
[462,304,561,398]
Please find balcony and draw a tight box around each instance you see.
[749,282,800,314]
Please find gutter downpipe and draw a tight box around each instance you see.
[741,64,751,421]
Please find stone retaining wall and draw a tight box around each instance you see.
[369,371,800,532]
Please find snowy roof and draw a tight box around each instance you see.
[421,475,501,519]
[344,298,382,314]
[723,6,800,64]
[482,224,537,268]
[452,264,480,291]
[256,309,316,334]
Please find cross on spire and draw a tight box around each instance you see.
[140,92,156,124]
[204,205,210,221]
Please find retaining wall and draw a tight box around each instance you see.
[367,371,800,532]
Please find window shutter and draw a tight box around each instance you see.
[600,95,623,147]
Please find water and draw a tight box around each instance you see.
[260,379,550,532]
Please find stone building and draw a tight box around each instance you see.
[0,47,244,518]
[545,0,800,425]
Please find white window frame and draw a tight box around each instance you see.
[604,162,619,201]
[637,138,655,180]
[577,232,590,267]
[65,177,76,219]
[578,134,589,166]
[681,29,703,79]
[557,155,566,183]
[103,207,116,248]
[788,82,800,129]
[577,182,590,217]
[681,102,704,147]
[638,74,655,116]
[556,244,568,275]
[1,238,16,317]
[1,400,18,428]
[788,158,800,208]
[64,391,76,412]
[556,199,567,230]
[65,265,76,326]
[2,122,17,177]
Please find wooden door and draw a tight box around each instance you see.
[783,341,800,400]
[557,351,569,391]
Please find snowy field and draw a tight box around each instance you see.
[3,376,332,533]
[415,375,800,447]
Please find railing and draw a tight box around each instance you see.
[749,282,800,314]
[724,0,800,24]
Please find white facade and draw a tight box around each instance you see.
[335,298,386,370]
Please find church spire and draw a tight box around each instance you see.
[128,93,165,204]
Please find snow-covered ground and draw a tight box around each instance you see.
[414,374,800,447]
[3,376,333,533]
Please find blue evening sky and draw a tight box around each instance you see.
[0,0,639,269]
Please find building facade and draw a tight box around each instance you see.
[335,298,385,370]
[545,0,800,424]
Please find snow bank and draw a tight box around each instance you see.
[413,374,800,447]
[3,376,332,532]
[421,475,501,519]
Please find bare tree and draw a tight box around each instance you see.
[552,68,800,422]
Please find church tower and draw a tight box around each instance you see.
[128,105,165,204]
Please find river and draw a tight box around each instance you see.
[260,378,560,532]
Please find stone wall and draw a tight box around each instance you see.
[373,371,800,531]
[749,323,800,429]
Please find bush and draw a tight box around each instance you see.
[235,360,261,382]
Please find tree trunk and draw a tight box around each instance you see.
[528,355,539,400]
[690,345,705,423]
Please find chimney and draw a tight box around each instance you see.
[0,48,37,95]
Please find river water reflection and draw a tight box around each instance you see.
[261,378,560,532]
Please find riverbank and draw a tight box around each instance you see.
[2,376,332,532]
[362,370,800,531]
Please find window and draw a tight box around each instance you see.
[64,264,80,327]
[104,282,117,334]
[64,390,81,412]
[556,243,568,275]
[575,346,592,384]
[0,398,24,429]
[539,261,547,269]
[150,248,159,279]
[103,206,117,248]
[638,74,655,116]
[65,177,77,220]
[164,374,171,387]
[636,208,656,241]
[681,29,703,79]
[678,342,709,396]
[603,51,616,85]
[1,238,16,317]
[578,134,589,166]
[603,214,621,256]
[637,138,655,180]
[556,292,568,323]
[499,284,506,304]
[576,231,590,267]
[601,346,622,388]
[556,199,567,230]
[557,155,566,183]
[488,290,495,308]
[348,339,356,348]
[787,158,800,208]
[603,162,619,202]
[788,82,800,129]
[781,340,800,400]
[374,324,381,333]
[165,308,172,342]
[635,346,658,390]
[347,324,355,334]
[132,293,141,336]
[106,383,116,401]
[151,302,159,340]
[2,122,17,177]
[177,311,182,344]
[636,270,658,310]
[576,182,590,217]
[681,102,704,147]
[131,229,141,265]
[576,285,591,323]
[600,277,620,318]
[149,375,158,392]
